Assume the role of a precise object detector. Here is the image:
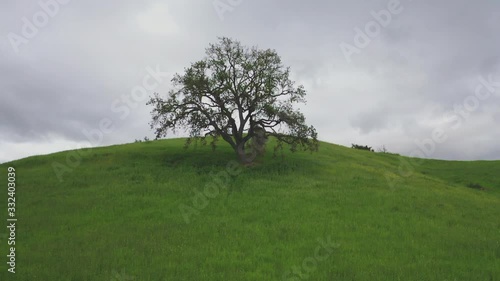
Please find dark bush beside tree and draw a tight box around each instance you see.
[351,144,374,152]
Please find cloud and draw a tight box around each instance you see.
[1,0,500,163]
[136,2,179,35]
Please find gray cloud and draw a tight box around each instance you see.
[1,0,500,163]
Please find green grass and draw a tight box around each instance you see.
[0,138,499,281]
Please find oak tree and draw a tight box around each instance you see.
[148,37,318,164]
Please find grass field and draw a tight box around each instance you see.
[0,138,499,281]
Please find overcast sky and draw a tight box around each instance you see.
[1,0,500,163]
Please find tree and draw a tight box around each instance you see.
[376,145,388,153]
[147,37,318,164]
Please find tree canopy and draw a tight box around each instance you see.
[148,37,318,163]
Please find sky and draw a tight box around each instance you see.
[1,0,500,163]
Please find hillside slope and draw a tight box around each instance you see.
[0,139,499,281]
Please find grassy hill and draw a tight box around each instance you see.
[0,138,499,281]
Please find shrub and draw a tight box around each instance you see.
[466,183,486,190]
[351,144,374,152]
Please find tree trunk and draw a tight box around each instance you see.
[236,142,257,164]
